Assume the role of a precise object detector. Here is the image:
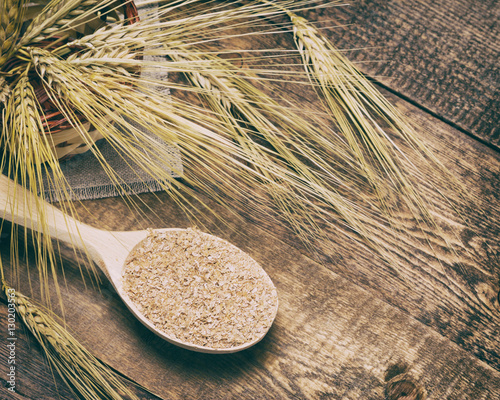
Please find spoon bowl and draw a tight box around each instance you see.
[0,174,278,353]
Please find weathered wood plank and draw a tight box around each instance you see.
[0,2,498,398]
[0,306,75,400]
[305,0,500,147]
[1,91,499,398]
[1,192,500,399]
[173,20,500,369]
[0,296,163,399]
[64,87,500,373]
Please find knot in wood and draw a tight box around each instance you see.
[385,377,426,400]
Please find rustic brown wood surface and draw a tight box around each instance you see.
[1,1,499,399]
[309,0,500,148]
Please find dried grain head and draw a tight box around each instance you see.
[0,76,10,104]
[2,281,141,400]
[0,0,27,65]
[20,0,102,45]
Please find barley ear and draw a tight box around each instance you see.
[0,0,27,66]
[0,76,10,105]
[19,0,99,46]
[2,280,141,400]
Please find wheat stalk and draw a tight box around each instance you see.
[284,6,466,208]
[36,0,107,39]
[67,41,139,77]
[21,0,82,45]
[5,76,46,158]
[275,7,416,196]
[253,4,419,185]
[69,21,145,49]
[2,280,140,400]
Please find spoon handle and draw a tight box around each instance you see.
[0,173,96,254]
[0,174,149,282]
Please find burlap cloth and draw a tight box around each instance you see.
[42,1,183,202]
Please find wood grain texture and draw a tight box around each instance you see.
[0,1,499,399]
[171,14,500,370]
[305,0,500,147]
[1,161,500,400]
[0,302,160,400]
[1,94,499,398]
[0,304,76,400]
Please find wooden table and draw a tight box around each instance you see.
[1,1,499,398]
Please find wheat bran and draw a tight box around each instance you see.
[122,228,278,349]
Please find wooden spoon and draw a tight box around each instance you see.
[0,174,278,353]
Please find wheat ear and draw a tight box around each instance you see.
[35,0,108,39]
[252,3,446,226]
[2,281,140,400]
[66,39,139,77]
[1,75,75,310]
[0,0,27,66]
[269,3,474,271]
[68,21,145,49]
[0,76,10,105]
[20,0,107,46]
